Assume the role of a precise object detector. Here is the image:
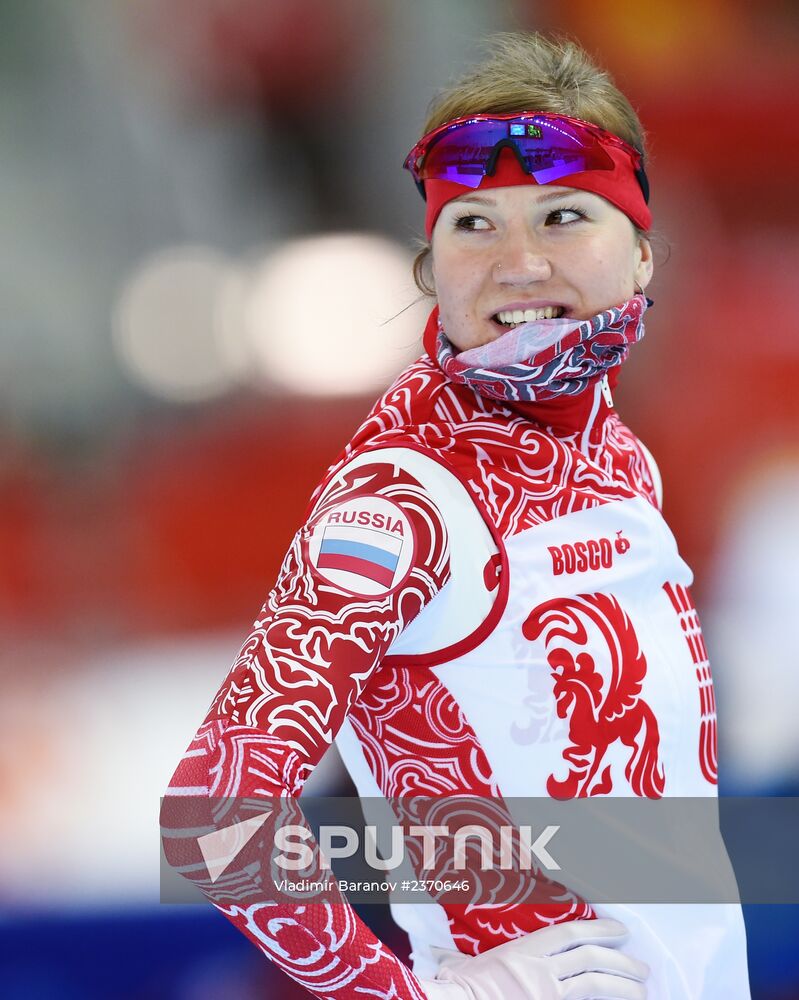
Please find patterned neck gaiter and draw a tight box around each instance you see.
[436,293,649,403]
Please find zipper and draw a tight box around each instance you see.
[580,379,604,454]
[601,373,614,408]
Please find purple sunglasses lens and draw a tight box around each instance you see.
[420,122,506,187]
[417,118,614,186]
[418,121,507,187]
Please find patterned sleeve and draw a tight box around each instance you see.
[161,458,451,999]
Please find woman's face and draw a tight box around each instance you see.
[431,183,654,351]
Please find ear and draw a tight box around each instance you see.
[634,234,654,291]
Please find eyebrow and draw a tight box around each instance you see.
[450,189,587,207]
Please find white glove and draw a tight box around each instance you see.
[419,918,648,1000]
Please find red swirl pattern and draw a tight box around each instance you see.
[349,670,592,954]
[162,462,449,999]
[663,582,718,784]
[523,593,666,799]
[163,353,703,996]
[319,357,660,539]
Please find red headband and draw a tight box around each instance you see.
[424,145,652,238]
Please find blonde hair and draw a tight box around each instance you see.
[412,33,649,295]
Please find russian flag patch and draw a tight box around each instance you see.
[308,495,414,596]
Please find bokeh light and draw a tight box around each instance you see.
[112,246,245,402]
[242,233,427,395]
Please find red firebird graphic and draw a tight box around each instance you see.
[523,593,665,799]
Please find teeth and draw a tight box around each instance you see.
[495,306,564,325]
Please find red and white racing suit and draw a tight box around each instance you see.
[163,307,751,998]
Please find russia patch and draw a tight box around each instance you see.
[308,495,415,596]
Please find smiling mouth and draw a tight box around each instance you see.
[492,306,566,327]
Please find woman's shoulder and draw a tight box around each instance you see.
[353,354,522,447]
[369,353,452,428]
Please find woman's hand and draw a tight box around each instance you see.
[419,918,648,1000]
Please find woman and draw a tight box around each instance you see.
[162,33,751,998]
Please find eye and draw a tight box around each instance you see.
[545,206,587,226]
[453,213,491,232]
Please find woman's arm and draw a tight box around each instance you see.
[161,459,451,999]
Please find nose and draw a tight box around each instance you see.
[493,228,552,285]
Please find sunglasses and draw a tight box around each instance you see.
[404,111,649,202]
